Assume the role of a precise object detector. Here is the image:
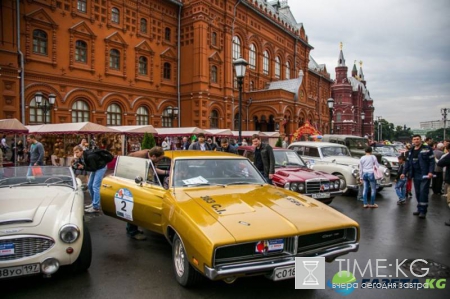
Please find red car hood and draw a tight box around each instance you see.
[275,167,336,180]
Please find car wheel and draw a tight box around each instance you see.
[71,225,92,273]
[322,198,333,205]
[334,173,350,195]
[172,234,202,287]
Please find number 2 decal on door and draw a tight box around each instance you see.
[114,188,134,221]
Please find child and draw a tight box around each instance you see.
[395,155,407,205]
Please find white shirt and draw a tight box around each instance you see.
[359,154,379,178]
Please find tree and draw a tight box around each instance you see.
[426,128,445,141]
[142,132,156,149]
[275,137,282,147]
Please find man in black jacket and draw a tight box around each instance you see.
[251,134,275,184]
[73,145,108,213]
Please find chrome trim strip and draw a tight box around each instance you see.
[0,219,33,225]
[205,243,359,280]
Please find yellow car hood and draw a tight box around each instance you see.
[183,185,356,243]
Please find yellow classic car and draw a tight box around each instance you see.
[100,151,359,287]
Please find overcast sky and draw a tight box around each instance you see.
[287,0,450,129]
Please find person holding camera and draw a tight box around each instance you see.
[72,145,108,213]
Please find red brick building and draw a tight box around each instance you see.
[0,0,335,135]
[331,45,375,137]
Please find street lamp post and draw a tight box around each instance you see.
[35,92,56,124]
[327,98,335,134]
[442,108,449,141]
[233,57,248,143]
[361,111,365,137]
[377,116,382,141]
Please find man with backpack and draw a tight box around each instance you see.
[72,145,113,213]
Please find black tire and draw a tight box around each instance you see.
[172,234,202,287]
[71,225,92,273]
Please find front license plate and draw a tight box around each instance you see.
[0,264,40,279]
[312,192,330,199]
[272,266,296,281]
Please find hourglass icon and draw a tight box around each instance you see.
[302,260,319,285]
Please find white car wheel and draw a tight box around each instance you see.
[172,234,202,287]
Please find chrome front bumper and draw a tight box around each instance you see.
[204,243,359,280]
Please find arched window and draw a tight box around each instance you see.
[162,107,173,128]
[165,28,171,42]
[285,61,290,79]
[136,106,149,125]
[249,44,256,70]
[77,0,87,13]
[33,29,47,55]
[71,100,90,122]
[109,49,120,69]
[260,115,268,131]
[210,110,219,128]
[234,113,240,131]
[211,65,218,83]
[139,56,148,75]
[275,56,281,79]
[232,36,241,60]
[75,40,87,63]
[211,32,217,46]
[29,97,51,124]
[107,104,122,126]
[250,81,254,91]
[254,116,260,131]
[163,62,171,79]
[263,51,269,75]
[336,112,342,122]
[111,8,120,23]
[140,18,148,34]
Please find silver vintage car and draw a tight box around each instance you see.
[288,142,392,194]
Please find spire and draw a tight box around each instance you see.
[337,42,345,66]
[359,60,365,81]
[352,60,358,77]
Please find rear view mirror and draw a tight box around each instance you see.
[135,176,143,185]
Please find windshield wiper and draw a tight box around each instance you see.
[224,181,252,186]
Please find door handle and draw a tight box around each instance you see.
[102,184,112,188]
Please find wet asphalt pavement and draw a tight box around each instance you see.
[1,185,450,299]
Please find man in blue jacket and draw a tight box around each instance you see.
[400,134,435,219]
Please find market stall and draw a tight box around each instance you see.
[0,118,29,166]
[155,127,207,149]
[109,125,158,154]
[26,122,120,166]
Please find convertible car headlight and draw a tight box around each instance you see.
[383,160,390,167]
[59,224,80,243]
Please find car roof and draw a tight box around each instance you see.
[288,141,347,148]
[163,150,243,159]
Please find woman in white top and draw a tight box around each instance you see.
[161,137,171,150]
[359,146,380,208]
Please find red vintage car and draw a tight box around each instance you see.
[237,146,342,204]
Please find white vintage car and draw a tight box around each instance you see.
[288,142,392,194]
[0,166,91,279]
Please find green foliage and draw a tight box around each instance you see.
[275,137,282,147]
[426,128,446,141]
[374,119,413,142]
[142,132,156,149]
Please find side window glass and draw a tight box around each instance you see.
[115,156,147,180]
[146,160,162,187]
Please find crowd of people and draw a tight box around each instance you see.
[358,136,450,226]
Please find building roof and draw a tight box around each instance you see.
[348,77,371,100]
[266,70,304,100]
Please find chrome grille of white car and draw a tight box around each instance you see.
[0,236,55,261]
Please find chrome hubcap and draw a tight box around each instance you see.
[174,239,185,277]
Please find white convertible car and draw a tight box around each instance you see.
[0,166,91,279]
